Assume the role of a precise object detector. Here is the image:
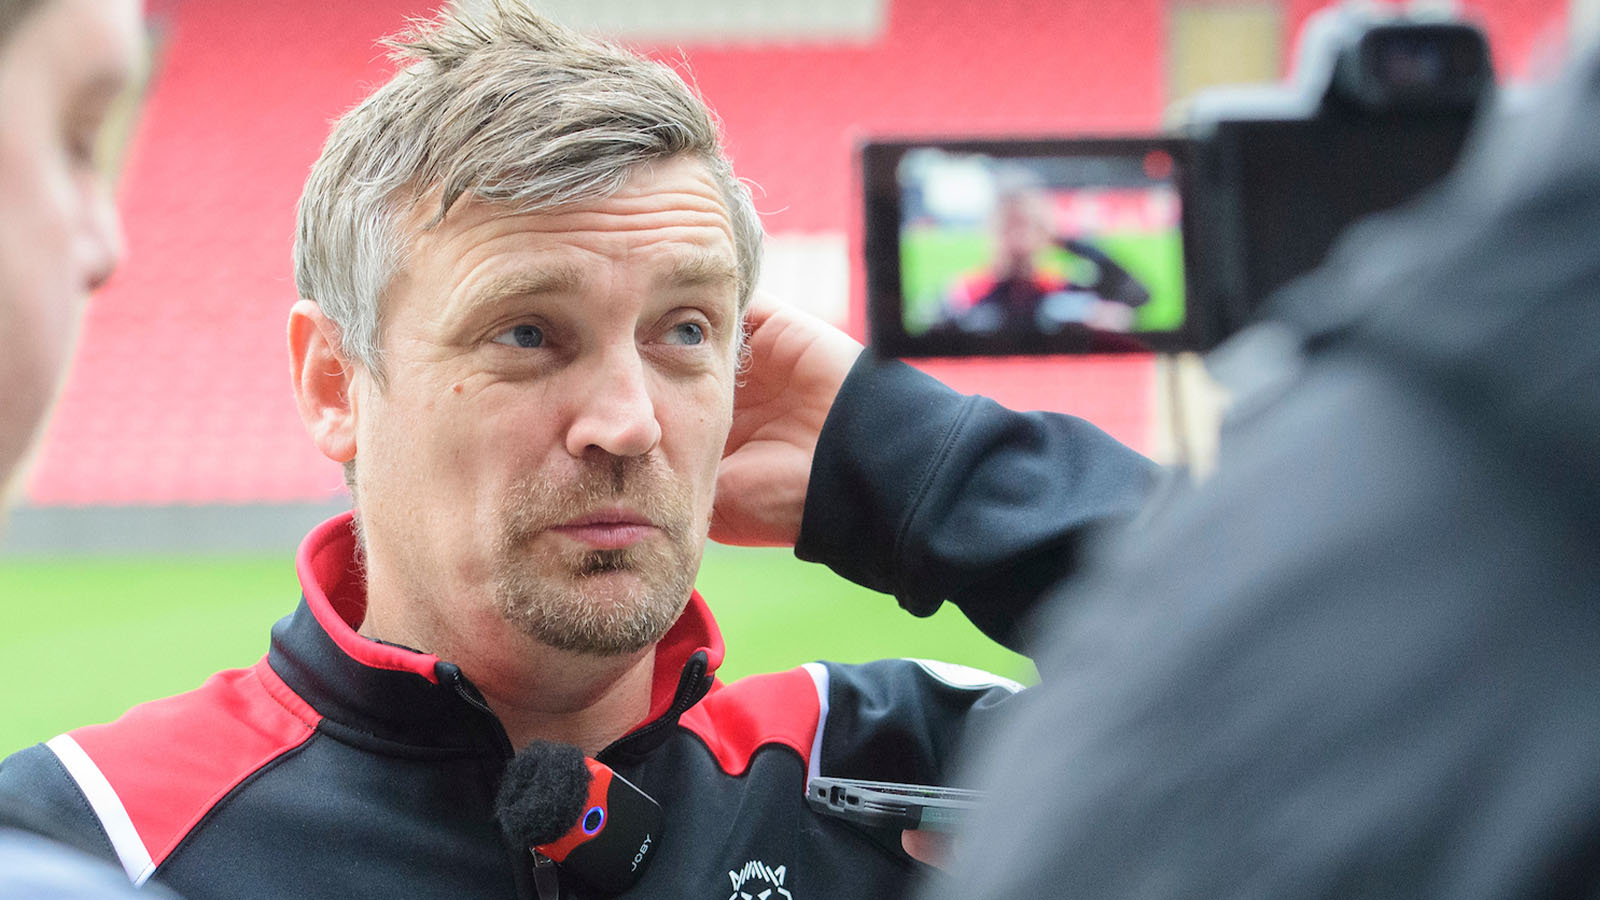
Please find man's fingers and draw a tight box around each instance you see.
[901,829,954,868]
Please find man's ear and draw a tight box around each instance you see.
[288,299,359,464]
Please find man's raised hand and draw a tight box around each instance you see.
[711,295,863,547]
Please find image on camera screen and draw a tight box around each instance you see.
[894,147,1185,348]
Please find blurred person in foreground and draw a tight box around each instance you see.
[716,36,1600,900]
[0,0,184,897]
[0,2,1154,897]
[0,0,129,515]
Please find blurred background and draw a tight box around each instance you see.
[0,0,1576,753]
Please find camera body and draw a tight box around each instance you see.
[862,7,1494,357]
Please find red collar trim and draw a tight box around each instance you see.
[295,513,442,683]
[294,513,727,708]
[960,270,1072,292]
[641,589,725,726]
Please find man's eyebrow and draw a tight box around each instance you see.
[459,254,737,314]
[659,253,741,291]
[461,264,588,310]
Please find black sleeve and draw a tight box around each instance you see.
[811,658,1024,860]
[815,659,1020,788]
[1060,238,1150,306]
[0,746,117,864]
[795,355,1158,652]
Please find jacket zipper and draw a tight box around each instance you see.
[449,649,711,898]
[450,670,515,759]
[597,650,710,760]
[532,852,561,900]
[448,667,540,898]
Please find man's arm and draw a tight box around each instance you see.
[713,298,1158,652]
[796,355,1157,651]
[0,744,122,870]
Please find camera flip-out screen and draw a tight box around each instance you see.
[863,139,1197,356]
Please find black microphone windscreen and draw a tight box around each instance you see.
[494,740,593,847]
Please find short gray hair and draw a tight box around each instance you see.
[293,0,763,378]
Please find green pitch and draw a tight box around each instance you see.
[900,226,1186,333]
[0,547,1032,755]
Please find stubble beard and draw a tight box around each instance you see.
[492,457,701,656]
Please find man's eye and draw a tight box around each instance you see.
[668,322,705,346]
[491,324,544,348]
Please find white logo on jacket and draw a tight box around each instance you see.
[728,859,793,900]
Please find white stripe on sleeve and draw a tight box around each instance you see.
[45,734,157,885]
[800,662,830,783]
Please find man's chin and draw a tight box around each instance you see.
[494,564,692,657]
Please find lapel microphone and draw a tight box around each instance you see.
[494,740,664,895]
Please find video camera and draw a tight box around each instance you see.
[862,6,1495,357]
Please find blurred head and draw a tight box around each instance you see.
[289,1,758,657]
[0,0,139,511]
[992,186,1055,278]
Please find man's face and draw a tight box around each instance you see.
[351,155,741,657]
[0,0,138,503]
[994,192,1054,276]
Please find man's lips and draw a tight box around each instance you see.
[547,508,658,550]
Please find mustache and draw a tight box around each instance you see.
[499,456,693,545]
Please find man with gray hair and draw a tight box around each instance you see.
[0,3,1151,897]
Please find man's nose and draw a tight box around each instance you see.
[82,182,124,293]
[564,349,663,459]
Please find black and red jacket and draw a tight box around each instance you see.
[0,513,1021,899]
[1,357,1157,899]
